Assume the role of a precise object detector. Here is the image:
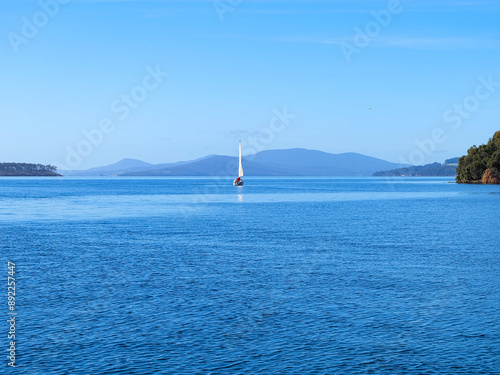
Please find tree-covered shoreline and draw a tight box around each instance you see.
[373,159,458,177]
[0,163,61,177]
[456,131,500,184]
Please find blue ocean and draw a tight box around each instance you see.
[2,177,500,374]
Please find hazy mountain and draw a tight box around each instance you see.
[61,158,155,176]
[248,149,402,176]
[123,149,405,177]
[60,156,215,176]
[61,149,407,177]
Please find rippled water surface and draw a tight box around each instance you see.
[2,177,500,374]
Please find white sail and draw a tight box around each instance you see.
[238,140,244,177]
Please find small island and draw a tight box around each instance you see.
[456,131,500,184]
[0,163,61,177]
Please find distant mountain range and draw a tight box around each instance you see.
[61,149,408,177]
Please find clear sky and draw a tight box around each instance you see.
[2,0,500,169]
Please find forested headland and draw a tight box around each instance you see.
[456,131,500,184]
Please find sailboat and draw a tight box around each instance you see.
[233,140,244,186]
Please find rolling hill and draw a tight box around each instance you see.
[61,149,407,177]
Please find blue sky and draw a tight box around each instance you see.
[1,0,500,169]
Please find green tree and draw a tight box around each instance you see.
[487,150,500,172]
[456,130,500,183]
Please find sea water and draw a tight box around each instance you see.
[1,177,499,374]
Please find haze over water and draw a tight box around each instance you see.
[2,177,500,374]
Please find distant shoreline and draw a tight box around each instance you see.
[0,163,61,177]
[0,173,62,177]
